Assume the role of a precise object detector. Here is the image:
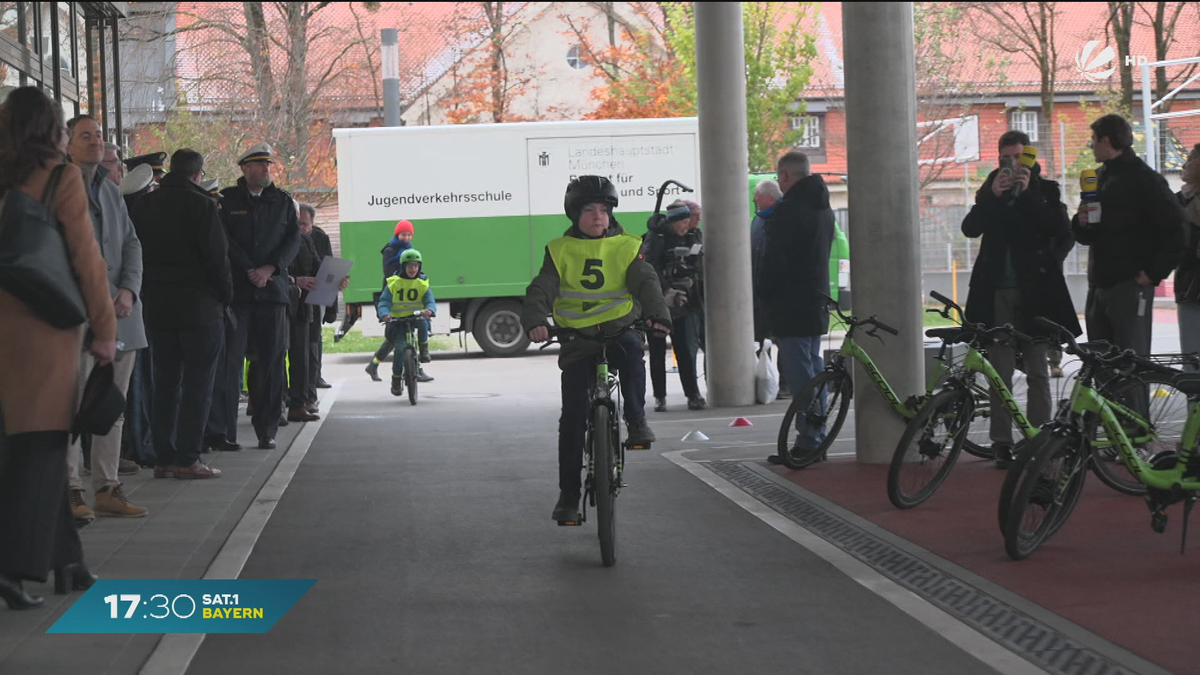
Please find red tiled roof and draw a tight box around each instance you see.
[806,2,1200,98]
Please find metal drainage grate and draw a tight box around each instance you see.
[706,460,1138,675]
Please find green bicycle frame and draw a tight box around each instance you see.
[1070,379,1200,492]
[838,334,951,419]
[961,346,1038,439]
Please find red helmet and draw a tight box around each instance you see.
[394,220,414,236]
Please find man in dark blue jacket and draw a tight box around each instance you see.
[761,151,834,465]
[217,143,300,450]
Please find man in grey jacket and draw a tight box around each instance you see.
[65,115,149,520]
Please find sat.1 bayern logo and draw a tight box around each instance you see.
[1075,40,1117,83]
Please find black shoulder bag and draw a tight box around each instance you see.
[0,164,87,328]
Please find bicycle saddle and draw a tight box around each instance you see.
[1173,373,1200,396]
[925,327,971,344]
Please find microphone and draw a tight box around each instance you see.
[1011,146,1038,199]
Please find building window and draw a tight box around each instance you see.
[790,115,823,149]
[566,45,586,70]
[1009,110,1039,143]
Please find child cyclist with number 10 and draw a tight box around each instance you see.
[378,249,436,394]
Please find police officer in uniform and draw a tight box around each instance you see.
[218,143,300,450]
[125,151,167,184]
[521,175,671,523]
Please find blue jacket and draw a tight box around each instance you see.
[381,237,413,279]
[378,272,436,319]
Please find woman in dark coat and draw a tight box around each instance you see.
[0,87,116,609]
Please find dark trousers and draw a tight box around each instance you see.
[648,314,703,399]
[225,303,287,443]
[373,338,394,363]
[0,431,82,582]
[1085,280,1154,355]
[205,312,236,444]
[287,315,311,409]
[122,348,155,465]
[557,331,646,496]
[308,319,322,397]
[148,320,223,468]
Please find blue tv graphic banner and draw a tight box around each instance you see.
[47,580,316,634]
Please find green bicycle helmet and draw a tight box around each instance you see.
[400,249,423,265]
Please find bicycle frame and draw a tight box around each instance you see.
[959,346,1038,439]
[1067,379,1200,493]
[588,345,624,486]
[835,331,951,419]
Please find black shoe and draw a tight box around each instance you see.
[54,563,97,595]
[687,396,707,411]
[993,443,1014,470]
[365,361,382,382]
[766,454,784,465]
[278,416,290,427]
[551,491,581,522]
[419,344,431,363]
[416,368,434,383]
[391,376,404,397]
[777,388,791,400]
[211,439,241,452]
[0,573,43,610]
[654,397,667,412]
[626,419,656,445]
[258,438,277,450]
[316,379,332,389]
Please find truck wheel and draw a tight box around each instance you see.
[473,300,530,357]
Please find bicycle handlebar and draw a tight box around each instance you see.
[821,293,898,336]
[1034,316,1179,377]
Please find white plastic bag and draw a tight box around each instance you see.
[755,339,780,404]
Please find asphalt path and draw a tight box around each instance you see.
[186,349,1003,675]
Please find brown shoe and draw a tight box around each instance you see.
[93,484,149,518]
[174,461,222,480]
[70,487,95,524]
[118,458,141,476]
[287,408,319,422]
[153,466,175,479]
[305,403,319,414]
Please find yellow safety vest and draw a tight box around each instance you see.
[385,275,431,317]
[547,233,641,328]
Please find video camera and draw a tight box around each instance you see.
[664,235,703,286]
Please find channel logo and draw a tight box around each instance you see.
[1075,40,1116,82]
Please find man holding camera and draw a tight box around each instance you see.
[961,130,1080,469]
[641,198,706,411]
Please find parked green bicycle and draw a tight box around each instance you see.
[1002,317,1196,560]
[545,323,655,567]
[888,299,1044,509]
[777,294,996,470]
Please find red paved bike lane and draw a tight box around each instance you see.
[771,456,1199,675]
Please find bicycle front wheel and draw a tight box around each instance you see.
[777,371,852,469]
[1002,433,1088,561]
[404,347,419,406]
[592,405,617,567]
[1089,372,1185,496]
[888,388,973,509]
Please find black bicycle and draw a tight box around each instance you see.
[386,311,425,406]
[543,323,657,567]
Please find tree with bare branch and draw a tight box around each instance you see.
[441,2,538,124]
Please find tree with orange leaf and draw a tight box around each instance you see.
[442,2,538,124]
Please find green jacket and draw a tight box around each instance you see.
[521,220,670,366]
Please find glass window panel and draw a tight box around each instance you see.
[0,58,21,105]
[0,3,17,47]
[39,2,50,61]
[57,2,71,79]
[19,1,33,53]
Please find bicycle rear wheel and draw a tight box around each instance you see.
[888,388,973,509]
[405,347,419,406]
[1002,433,1088,560]
[777,371,852,469]
[1089,372,1185,496]
[592,405,617,567]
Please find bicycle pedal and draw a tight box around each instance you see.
[625,441,652,451]
[556,519,584,527]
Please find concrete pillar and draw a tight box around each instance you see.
[382,29,401,126]
[842,3,924,462]
[695,2,755,407]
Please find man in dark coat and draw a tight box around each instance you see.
[1072,114,1184,356]
[130,149,231,478]
[286,205,321,422]
[962,130,1081,468]
[307,212,335,388]
[761,151,834,463]
[218,142,301,450]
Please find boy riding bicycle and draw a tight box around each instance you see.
[521,175,672,522]
[378,249,436,394]
[367,220,434,381]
